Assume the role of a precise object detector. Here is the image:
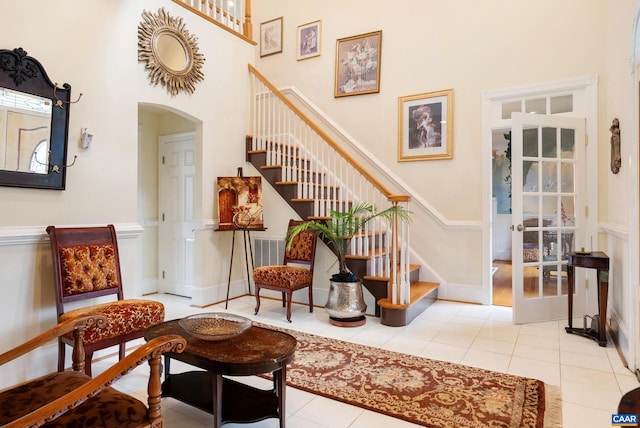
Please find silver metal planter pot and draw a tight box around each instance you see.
[325,279,367,326]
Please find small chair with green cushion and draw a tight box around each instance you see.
[46,224,165,376]
[253,219,319,322]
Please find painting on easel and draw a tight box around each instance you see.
[216,176,264,230]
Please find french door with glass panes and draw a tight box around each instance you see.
[511,112,586,324]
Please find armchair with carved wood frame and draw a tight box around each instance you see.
[0,315,186,427]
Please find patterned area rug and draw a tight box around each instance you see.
[258,323,562,427]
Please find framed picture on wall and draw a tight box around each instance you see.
[334,30,382,97]
[398,89,454,161]
[260,17,283,57]
[297,20,321,60]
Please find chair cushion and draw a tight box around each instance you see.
[253,265,312,289]
[59,244,119,296]
[0,370,148,428]
[286,230,315,261]
[59,300,165,344]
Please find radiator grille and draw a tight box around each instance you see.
[253,238,285,267]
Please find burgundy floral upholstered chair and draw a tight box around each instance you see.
[0,315,186,428]
[46,225,165,376]
[253,219,318,322]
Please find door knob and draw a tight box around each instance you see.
[510,224,527,231]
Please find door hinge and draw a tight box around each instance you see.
[162,213,165,221]
[585,206,589,217]
[585,135,588,145]
[162,270,165,279]
[162,156,165,165]
[585,278,589,289]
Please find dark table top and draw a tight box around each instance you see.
[568,251,609,270]
[144,318,297,375]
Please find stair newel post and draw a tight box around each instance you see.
[399,200,409,304]
[243,0,252,39]
[391,201,399,305]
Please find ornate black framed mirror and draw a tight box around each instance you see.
[0,47,72,189]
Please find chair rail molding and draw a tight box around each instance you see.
[0,223,144,246]
[599,222,629,240]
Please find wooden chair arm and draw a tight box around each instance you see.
[1,334,186,428]
[0,316,106,367]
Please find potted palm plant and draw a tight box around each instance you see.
[287,202,412,325]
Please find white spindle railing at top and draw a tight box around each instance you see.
[172,0,252,40]
[249,64,412,306]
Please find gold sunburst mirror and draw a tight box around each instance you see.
[138,8,205,96]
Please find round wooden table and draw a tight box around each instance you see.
[145,318,297,428]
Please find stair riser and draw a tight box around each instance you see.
[380,287,439,327]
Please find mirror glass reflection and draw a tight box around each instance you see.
[0,87,51,174]
[155,32,188,72]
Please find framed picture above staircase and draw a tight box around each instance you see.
[334,30,382,97]
[398,89,454,161]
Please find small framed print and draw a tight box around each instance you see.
[260,17,283,57]
[398,89,454,161]
[297,20,321,60]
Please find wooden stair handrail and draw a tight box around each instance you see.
[249,64,410,204]
[172,0,256,45]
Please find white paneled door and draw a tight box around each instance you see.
[158,133,195,298]
[511,113,586,324]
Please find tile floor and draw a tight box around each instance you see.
[94,294,639,427]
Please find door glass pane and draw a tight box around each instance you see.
[541,161,557,192]
[523,160,538,191]
[542,195,557,224]
[561,128,575,158]
[525,98,546,114]
[561,231,574,260]
[561,162,574,192]
[541,127,557,158]
[543,263,567,296]
[524,265,540,299]
[523,194,540,264]
[523,128,538,157]
[561,195,575,226]
[523,194,539,218]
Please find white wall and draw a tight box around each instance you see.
[601,0,638,367]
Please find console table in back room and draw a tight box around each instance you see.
[565,251,609,346]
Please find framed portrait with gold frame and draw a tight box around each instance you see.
[398,89,453,161]
[334,30,382,97]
